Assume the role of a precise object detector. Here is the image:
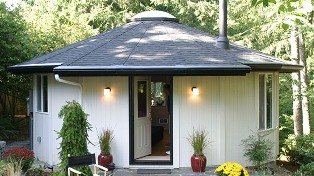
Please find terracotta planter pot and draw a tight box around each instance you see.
[98,153,113,168]
[191,154,206,172]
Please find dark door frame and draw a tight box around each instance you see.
[129,76,173,165]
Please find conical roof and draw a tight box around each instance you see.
[9,11,302,75]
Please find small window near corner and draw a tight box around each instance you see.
[259,74,272,130]
[37,75,48,113]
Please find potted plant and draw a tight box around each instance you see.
[187,128,209,172]
[98,129,114,169]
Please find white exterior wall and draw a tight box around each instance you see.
[81,77,129,168]
[33,72,279,167]
[173,72,279,167]
[33,74,80,164]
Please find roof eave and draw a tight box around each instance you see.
[53,67,251,76]
[246,63,303,73]
[8,65,55,74]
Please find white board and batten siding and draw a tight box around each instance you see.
[173,72,279,167]
[82,77,129,168]
[33,74,80,164]
[33,72,279,167]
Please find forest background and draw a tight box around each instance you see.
[0,0,313,153]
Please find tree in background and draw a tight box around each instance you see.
[0,3,36,117]
[250,0,313,135]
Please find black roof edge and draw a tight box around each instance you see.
[7,65,56,74]
[53,67,251,76]
[246,63,303,73]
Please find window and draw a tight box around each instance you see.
[151,82,166,106]
[137,81,147,118]
[37,75,48,112]
[259,74,272,130]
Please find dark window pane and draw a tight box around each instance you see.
[266,75,272,128]
[138,81,147,118]
[43,76,48,112]
[37,75,41,111]
[259,75,265,130]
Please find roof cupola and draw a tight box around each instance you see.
[127,10,179,22]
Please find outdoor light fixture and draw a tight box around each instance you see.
[104,87,111,96]
[191,87,199,96]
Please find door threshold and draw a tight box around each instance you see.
[137,155,170,161]
[129,165,174,169]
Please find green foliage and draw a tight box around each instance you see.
[57,101,92,175]
[279,115,294,150]
[2,147,35,173]
[0,115,19,140]
[0,2,35,117]
[25,165,45,176]
[187,128,209,156]
[0,160,6,175]
[3,157,23,175]
[99,129,114,155]
[49,170,66,176]
[251,167,273,176]
[293,162,314,176]
[283,134,314,165]
[241,134,274,168]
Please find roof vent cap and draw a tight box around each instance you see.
[127,10,178,22]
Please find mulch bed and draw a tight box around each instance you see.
[276,159,300,172]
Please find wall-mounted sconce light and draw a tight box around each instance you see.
[104,87,111,96]
[191,87,199,96]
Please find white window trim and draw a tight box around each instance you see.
[258,73,274,131]
[36,74,49,113]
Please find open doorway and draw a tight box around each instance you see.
[131,76,172,164]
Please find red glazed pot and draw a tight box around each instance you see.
[98,153,113,168]
[191,154,206,172]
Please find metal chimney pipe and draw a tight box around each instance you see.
[216,0,230,49]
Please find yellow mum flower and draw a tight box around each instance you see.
[215,162,249,176]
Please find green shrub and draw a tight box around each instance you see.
[57,101,92,175]
[2,147,34,173]
[292,162,314,176]
[4,158,23,176]
[49,170,66,176]
[241,134,274,168]
[25,165,45,176]
[279,115,293,150]
[0,160,6,175]
[284,134,314,165]
[0,115,19,140]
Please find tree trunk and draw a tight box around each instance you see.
[298,31,311,135]
[290,26,303,136]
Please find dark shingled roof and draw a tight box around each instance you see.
[9,11,302,76]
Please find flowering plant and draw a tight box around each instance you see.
[2,147,34,172]
[215,162,249,176]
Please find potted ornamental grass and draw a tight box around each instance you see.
[98,129,114,169]
[187,128,209,172]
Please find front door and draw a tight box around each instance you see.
[134,76,151,159]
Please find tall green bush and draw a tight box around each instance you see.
[57,101,92,175]
[293,162,314,176]
[284,134,314,165]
